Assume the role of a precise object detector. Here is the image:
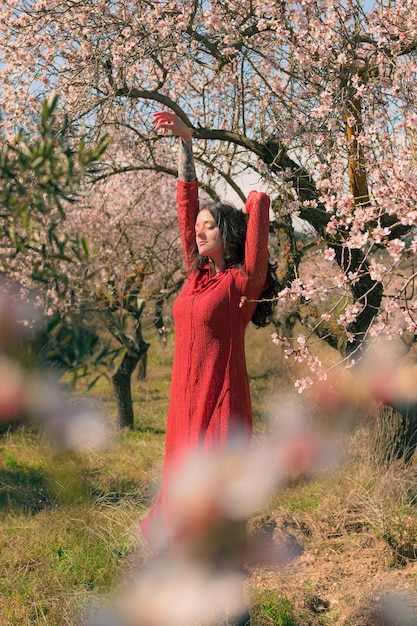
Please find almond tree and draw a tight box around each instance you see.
[1,0,417,447]
[1,95,183,428]
[61,167,184,429]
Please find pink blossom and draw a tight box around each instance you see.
[326,217,338,234]
[294,346,309,363]
[406,114,417,127]
[387,238,406,261]
[338,302,364,325]
[405,316,417,332]
[334,274,347,288]
[222,47,239,56]
[348,271,359,285]
[347,231,369,249]
[307,356,322,372]
[297,334,306,347]
[400,210,417,226]
[355,84,366,98]
[319,194,337,213]
[324,247,336,261]
[271,333,290,348]
[369,262,387,282]
[372,224,391,243]
[302,280,316,300]
[294,377,313,394]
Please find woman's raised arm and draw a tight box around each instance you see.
[152,111,196,183]
[243,190,271,290]
[152,111,199,270]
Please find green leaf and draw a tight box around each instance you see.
[22,210,30,232]
[42,92,59,124]
[31,156,45,169]
[47,254,76,263]
[19,142,34,159]
[81,237,89,257]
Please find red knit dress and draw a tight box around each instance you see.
[139,180,271,553]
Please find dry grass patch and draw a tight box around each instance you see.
[0,502,141,625]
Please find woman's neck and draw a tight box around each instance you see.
[209,258,226,275]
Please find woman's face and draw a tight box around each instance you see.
[195,209,224,264]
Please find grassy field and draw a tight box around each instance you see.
[1,321,417,625]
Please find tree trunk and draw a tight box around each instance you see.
[372,403,417,467]
[388,401,417,466]
[136,350,147,381]
[112,351,140,429]
[110,301,150,429]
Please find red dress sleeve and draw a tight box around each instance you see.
[243,190,271,292]
[176,180,199,272]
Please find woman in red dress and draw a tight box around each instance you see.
[139,111,278,626]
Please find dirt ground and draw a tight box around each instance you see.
[247,513,417,625]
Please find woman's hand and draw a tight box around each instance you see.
[152,111,193,143]
[153,110,196,182]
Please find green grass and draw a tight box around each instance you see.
[0,503,138,624]
[0,321,289,624]
[265,476,335,516]
[0,385,166,624]
[252,590,296,626]
[0,426,160,624]
[1,321,417,624]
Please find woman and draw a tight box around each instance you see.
[139,111,278,624]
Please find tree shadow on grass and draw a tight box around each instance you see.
[90,480,154,507]
[0,466,56,515]
[135,425,166,435]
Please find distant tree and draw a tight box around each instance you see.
[0,93,108,288]
[0,96,183,429]
[0,93,111,370]
[59,168,184,428]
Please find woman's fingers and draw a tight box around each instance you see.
[153,120,171,133]
[152,112,173,131]
[151,110,192,141]
[152,111,172,122]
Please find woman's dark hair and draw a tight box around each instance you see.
[191,200,279,327]
[251,259,280,327]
